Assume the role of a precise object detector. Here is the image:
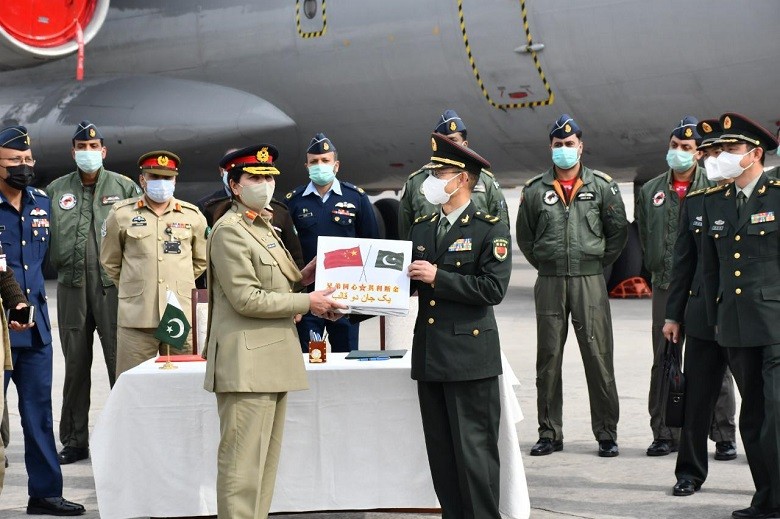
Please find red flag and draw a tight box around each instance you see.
[323,246,363,269]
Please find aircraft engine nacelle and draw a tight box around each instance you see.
[0,0,110,71]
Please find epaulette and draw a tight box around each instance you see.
[211,211,242,233]
[177,200,200,211]
[342,181,366,195]
[686,187,709,198]
[592,170,613,183]
[204,194,230,207]
[32,187,48,197]
[285,189,297,200]
[705,184,729,195]
[525,174,543,187]
[407,168,426,180]
[474,211,500,224]
[768,178,780,188]
[113,197,138,210]
[412,212,437,225]
[481,168,495,178]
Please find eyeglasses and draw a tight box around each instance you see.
[0,157,36,166]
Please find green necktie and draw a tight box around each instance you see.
[437,218,450,246]
[737,191,747,218]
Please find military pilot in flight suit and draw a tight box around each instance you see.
[100,151,207,376]
[407,133,511,519]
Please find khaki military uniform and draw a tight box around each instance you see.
[398,168,509,240]
[100,195,207,376]
[203,202,309,519]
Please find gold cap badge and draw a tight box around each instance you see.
[89,128,96,138]
[702,122,712,133]
[257,147,269,162]
[684,128,692,138]
[323,142,330,151]
[564,124,571,133]
[449,121,457,132]
[431,137,437,151]
[723,116,732,129]
[157,155,169,167]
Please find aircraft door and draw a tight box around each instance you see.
[459,0,553,109]
[296,0,327,38]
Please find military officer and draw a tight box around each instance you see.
[0,126,85,514]
[46,121,141,465]
[636,116,722,456]
[664,118,738,497]
[398,109,509,239]
[285,133,380,352]
[407,132,510,519]
[516,114,628,457]
[701,113,780,519]
[100,150,207,376]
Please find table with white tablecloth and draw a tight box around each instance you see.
[91,353,530,518]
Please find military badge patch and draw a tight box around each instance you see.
[157,155,169,167]
[59,193,77,210]
[449,121,457,132]
[30,207,47,216]
[102,195,121,205]
[702,122,712,133]
[101,220,107,238]
[576,192,595,201]
[684,128,693,138]
[431,137,437,152]
[652,191,666,207]
[89,128,96,138]
[723,116,732,129]
[131,215,147,226]
[543,190,559,205]
[493,238,509,261]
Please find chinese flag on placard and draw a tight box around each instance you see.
[323,247,363,269]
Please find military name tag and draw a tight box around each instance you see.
[448,238,472,252]
[711,219,725,231]
[298,211,314,219]
[163,241,182,254]
[102,195,122,205]
[751,211,775,224]
[693,215,703,227]
[267,242,277,249]
[131,215,147,226]
[577,192,595,201]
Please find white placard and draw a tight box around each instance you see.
[314,236,413,316]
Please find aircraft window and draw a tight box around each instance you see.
[303,0,318,19]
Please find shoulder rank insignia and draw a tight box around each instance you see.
[481,169,495,178]
[592,170,613,183]
[686,187,708,197]
[705,184,728,195]
[767,179,780,188]
[492,238,509,261]
[413,212,437,224]
[285,190,296,200]
[474,211,500,224]
[525,173,543,187]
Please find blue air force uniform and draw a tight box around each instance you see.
[284,133,380,352]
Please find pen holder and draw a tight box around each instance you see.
[308,340,327,363]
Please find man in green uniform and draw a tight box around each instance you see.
[636,116,728,457]
[398,109,508,239]
[517,114,627,457]
[701,113,780,519]
[407,132,510,519]
[46,121,141,465]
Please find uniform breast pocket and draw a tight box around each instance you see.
[295,214,317,232]
[31,227,49,257]
[582,208,606,255]
[331,211,355,227]
[125,228,153,257]
[442,252,474,271]
[170,229,192,254]
[746,221,778,257]
[255,250,279,288]
[708,224,730,257]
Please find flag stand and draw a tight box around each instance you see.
[159,343,177,370]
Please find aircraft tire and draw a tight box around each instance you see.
[372,204,386,239]
[607,221,643,291]
[374,198,400,240]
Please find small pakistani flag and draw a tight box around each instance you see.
[374,250,404,271]
[154,290,191,350]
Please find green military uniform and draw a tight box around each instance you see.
[636,164,712,443]
[398,167,508,239]
[47,166,140,451]
[516,165,628,443]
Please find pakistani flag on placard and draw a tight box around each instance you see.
[374,250,404,271]
[154,290,191,350]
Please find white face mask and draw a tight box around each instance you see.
[238,181,274,212]
[706,149,755,181]
[145,179,175,203]
[74,150,103,173]
[422,172,460,206]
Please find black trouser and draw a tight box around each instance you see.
[726,344,780,510]
[417,378,501,519]
[675,335,736,486]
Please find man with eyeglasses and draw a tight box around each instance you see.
[0,125,85,515]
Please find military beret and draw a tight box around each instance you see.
[307,133,335,154]
[138,150,180,176]
[72,120,103,144]
[426,132,490,175]
[717,112,778,151]
[670,115,701,143]
[434,109,467,136]
[549,114,581,140]
[696,119,722,150]
[0,126,30,151]
[219,144,280,175]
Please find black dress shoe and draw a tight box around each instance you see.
[529,438,563,456]
[646,439,677,456]
[598,439,619,457]
[57,446,89,465]
[27,497,85,516]
[672,478,700,496]
[731,506,780,518]
[715,441,738,461]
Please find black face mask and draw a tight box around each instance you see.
[4,164,35,190]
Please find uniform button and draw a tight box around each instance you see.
[289,289,293,293]
[158,278,163,283]
[158,236,163,241]
[158,257,163,262]
[760,230,766,236]
[714,233,719,239]
[23,265,28,270]
[273,261,278,266]
[456,261,461,267]
[689,290,693,296]
[735,288,742,295]
[734,252,741,259]
[430,283,435,288]
[20,217,24,222]
[21,240,25,246]
[25,288,30,294]
[427,317,434,325]
[472,329,479,336]
[695,229,700,234]
[735,235,741,241]
[429,300,436,307]
[41,237,45,242]
[735,270,741,277]
[267,232,272,236]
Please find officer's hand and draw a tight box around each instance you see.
[407,260,437,284]
[309,288,347,318]
[662,322,680,344]
[8,303,34,332]
[294,313,302,324]
[300,258,317,286]
[322,310,342,321]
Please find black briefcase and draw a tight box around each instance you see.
[662,340,686,428]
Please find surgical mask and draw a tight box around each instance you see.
[666,149,695,172]
[552,147,579,169]
[4,164,35,190]
[706,150,755,181]
[239,181,274,212]
[145,179,175,203]
[308,163,336,186]
[74,150,103,173]
[422,172,460,206]
[220,169,231,195]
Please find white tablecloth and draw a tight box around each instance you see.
[92,353,530,519]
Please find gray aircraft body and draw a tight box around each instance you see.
[0,0,779,201]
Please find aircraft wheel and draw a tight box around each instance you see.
[374,198,400,240]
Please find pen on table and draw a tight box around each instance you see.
[359,357,390,361]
